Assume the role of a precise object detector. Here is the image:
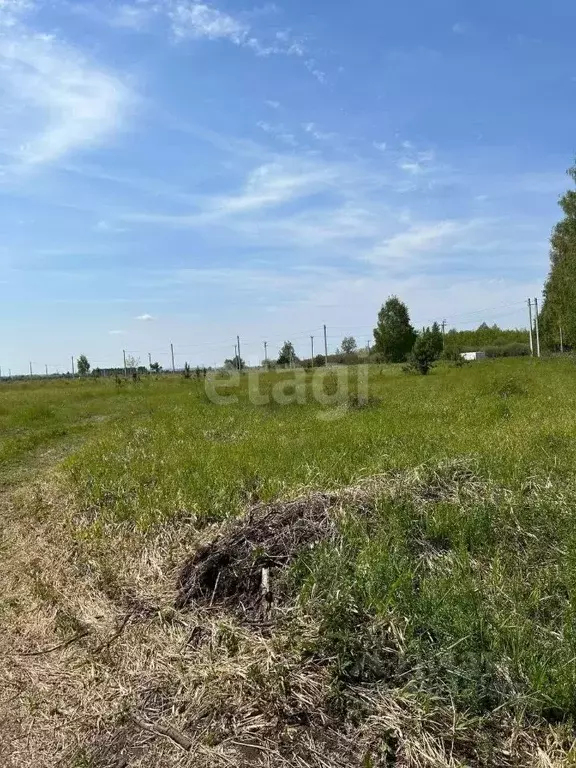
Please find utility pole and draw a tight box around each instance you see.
[45,364,48,376]
[310,335,314,366]
[71,356,75,376]
[123,349,128,377]
[441,319,447,348]
[148,352,152,369]
[527,299,534,356]
[534,297,541,358]
[236,336,241,371]
[263,341,268,367]
[170,343,175,372]
[29,362,33,378]
[323,324,328,366]
[560,324,564,353]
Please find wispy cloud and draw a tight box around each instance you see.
[95,220,128,233]
[79,1,325,82]
[135,313,155,321]
[367,220,471,264]
[124,159,341,225]
[71,2,154,31]
[304,58,326,84]
[169,1,248,42]
[302,122,334,141]
[397,148,438,175]
[0,11,133,169]
[256,121,298,147]
[108,329,126,335]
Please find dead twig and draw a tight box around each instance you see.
[131,714,193,752]
[92,613,132,654]
[14,630,90,657]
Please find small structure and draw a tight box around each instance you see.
[460,351,486,362]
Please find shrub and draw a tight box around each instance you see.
[484,343,531,358]
[406,331,441,375]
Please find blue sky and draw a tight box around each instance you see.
[0,0,573,372]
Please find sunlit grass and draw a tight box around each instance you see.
[5,358,576,728]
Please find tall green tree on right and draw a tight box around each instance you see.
[540,163,576,349]
[373,296,416,362]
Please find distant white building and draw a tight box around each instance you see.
[460,351,486,361]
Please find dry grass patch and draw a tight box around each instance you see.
[1,462,575,767]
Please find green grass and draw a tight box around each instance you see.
[0,377,150,484]
[63,358,576,527]
[5,357,576,733]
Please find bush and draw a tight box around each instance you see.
[406,331,440,375]
[484,343,531,358]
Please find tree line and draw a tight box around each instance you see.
[540,162,576,350]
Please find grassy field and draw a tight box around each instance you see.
[3,358,576,766]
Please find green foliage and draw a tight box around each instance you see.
[429,321,444,358]
[484,342,531,358]
[313,354,326,367]
[277,341,297,367]
[296,463,576,722]
[224,356,245,370]
[76,355,90,376]
[183,362,191,379]
[373,296,416,363]
[540,164,576,349]
[150,362,162,373]
[406,329,441,375]
[341,336,357,354]
[444,323,528,353]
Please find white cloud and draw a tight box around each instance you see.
[373,141,387,152]
[304,58,326,84]
[124,159,341,226]
[0,17,133,168]
[367,221,467,264]
[0,0,31,26]
[108,329,126,335]
[69,2,155,31]
[136,313,155,321]
[256,121,298,147]
[95,220,127,233]
[169,1,248,42]
[213,161,338,213]
[302,122,334,141]
[397,149,437,175]
[265,99,280,109]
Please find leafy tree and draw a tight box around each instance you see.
[150,361,162,373]
[314,354,326,367]
[429,322,444,358]
[224,355,245,370]
[407,330,438,375]
[125,354,139,372]
[341,336,357,354]
[77,354,90,376]
[373,296,416,363]
[277,341,297,367]
[183,362,191,378]
[443,323,528,353]
[540,163,576,349]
